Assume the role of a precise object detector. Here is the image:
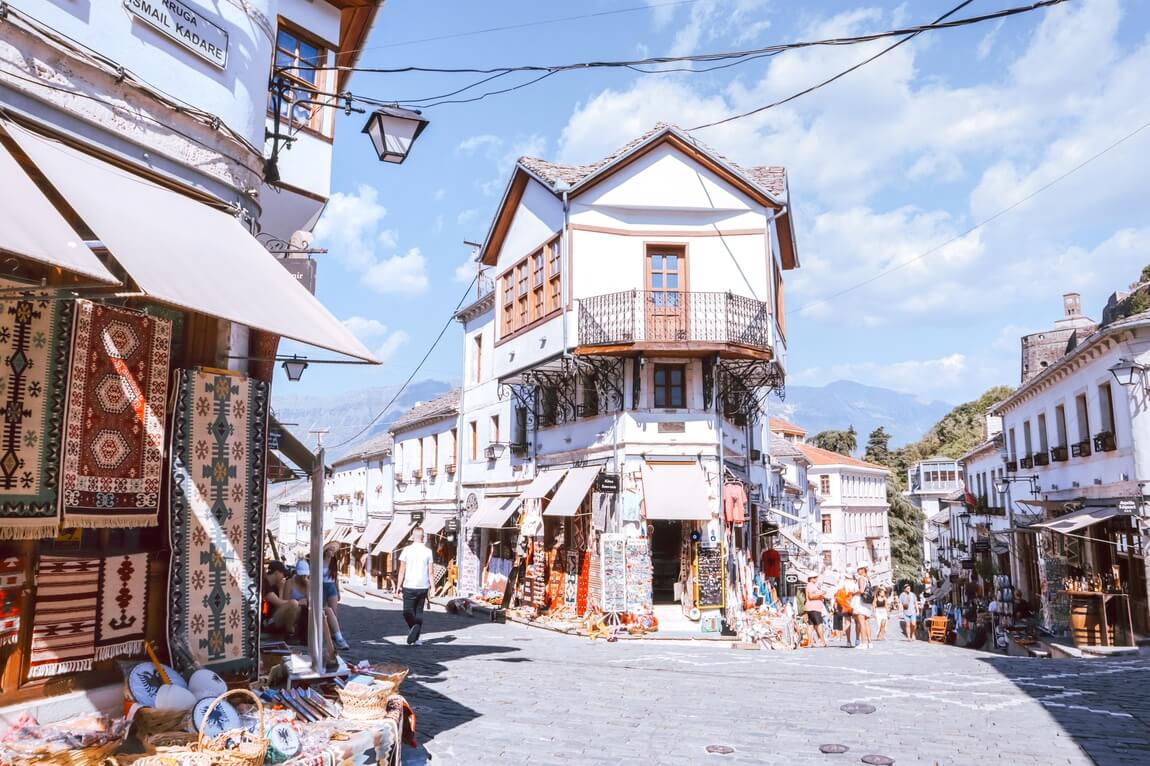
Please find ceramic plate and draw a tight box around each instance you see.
[266,723,302,763]
[192,696,240,738]
[127,662,187,707]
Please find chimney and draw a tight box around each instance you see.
[984,414,1003,440]
[1063,292,1082,318]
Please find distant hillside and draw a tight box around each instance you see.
[271,379,453,459]
[772,380,953,448]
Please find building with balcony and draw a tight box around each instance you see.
[327,433,394,584]
[906,458,963,570]
[456,123,798,630]
[798,444,891,583]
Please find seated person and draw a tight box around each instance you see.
[262,561,300,639]
[286,559,349,650]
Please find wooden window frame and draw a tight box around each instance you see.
[491,414,500,445]
[269,20,336,138]
[652,363,686,409]
[469,421,478,461]
[819,475,830,495]
[822,514,832,534]
[431,434,439,474]
[473,334,483,384]
[496,233,563,343]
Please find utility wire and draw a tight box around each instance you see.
[329,275,480,450]
[791,115,1150,317]
[688,0,975,130]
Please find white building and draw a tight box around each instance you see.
[766,418,821,584]
[327,434,394,583]
[798,444,892,583]
[953,417,1011,598]
[906,458,963,573]
[456,123,798,627]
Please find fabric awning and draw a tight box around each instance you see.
[778,527,815,557]
[520,468,568,500]
[768,506,803,523]
[1018,499,1081,512]
[0,133,119,284]
[356,518,389,550]
[469,496,519,530]
[421,513,450,536]
[1030,506,1127,535]
[544,465,600,517]
[373,516,416,555]
[4,122,376,362]
[641,464,712,521]
[337,525,359,543]
[322,526,339,543]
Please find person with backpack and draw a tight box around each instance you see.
[852,565,874,649]
[834,575,856,647]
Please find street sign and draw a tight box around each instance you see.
[596,473,620,493]
[961,559,975,570]
[1118,499,1137,513]
[784,573,798,584]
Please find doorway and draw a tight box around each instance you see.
[651,520,682,604]
[646,247,687,341]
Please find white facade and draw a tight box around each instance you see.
[389,391,462,538]
[906,458,963,571]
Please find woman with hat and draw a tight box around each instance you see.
[851,565,874,649]
[804,574,829,648]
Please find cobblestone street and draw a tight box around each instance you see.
[337,596,1150,765]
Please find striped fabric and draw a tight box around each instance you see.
[0,556,23,646]
[29,555,100,678]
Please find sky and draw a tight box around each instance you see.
[274,0,1150,408]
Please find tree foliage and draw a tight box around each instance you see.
[809,425,857,455]
[864,427,892,465]
[887,486,924,582]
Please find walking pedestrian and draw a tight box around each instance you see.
[873,586,890,640]
[804,575,829,648]
[395,528,436,646]
[834,576,855,647]
[852,565,874,649]
[899,584,918,640]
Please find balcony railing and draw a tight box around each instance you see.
[578,290,772,351]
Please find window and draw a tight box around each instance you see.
[431,434,439,473]
[531,251,545,321]
[491,415,500,445]
[498,236,562,338]
[1098,383,1116,434]
[822,514,832,534]
[516,263,528,328]
[823,550,833,567]
[1037,412,1049,453]
[653,364,686,408]
[580,375,600,417]
[449,428,457,463]
[1023,421,1033,457]
[819,475,830,495]
[469,421,478,461]
[1075,394,1090,443]
[1055,404,1068,447]
[547,239,562,313]
[270,26,330,134]
[1008,428,1017,461]
[473,334,483,383]
[418,438,425,474]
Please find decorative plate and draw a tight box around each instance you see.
[128,662,188,706]
[266,723,302,763]
[192,696,240,738]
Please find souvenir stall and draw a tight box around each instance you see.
[0,121,413,764]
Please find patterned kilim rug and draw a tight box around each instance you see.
[0,288,72,540]
[95,551,149,661]
[29,555,100,678]
[168,369,268,675]
[0,556,24,646]
[60,301,171,529]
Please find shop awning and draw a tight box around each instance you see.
[768,506,804,523]
[641,464,712,521]
[3,122,376,362]
[356,518,389,550]
[373,516,416,555]
[778,527,815,557]
[1018,499,1080,512]
[520,468,568,500]
[421,513,450,536]
[336,524,359,543]
[0,134,119,284]
[469,496,519,530]
[1030,506,1127,535]
[544,465,600,517]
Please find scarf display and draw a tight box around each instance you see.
[168,369,268,675]
[0,291,72,540]
[60,301,172,529]
[94,551,150,661]
[0,556,24,645]
[29,555,100,678]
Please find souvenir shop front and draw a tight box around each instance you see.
[0,119,419,763]
[1030,505,1147,647]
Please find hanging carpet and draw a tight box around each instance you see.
[28,554,100,678]
[0,555,24,646]
[95,551,150,661]
[60,301,172,529]
[168,369,269,675]
[0,289,72,540]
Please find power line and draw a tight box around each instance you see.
[329,275,479,450]
[688,0,975,131]
[791,115,1150,317]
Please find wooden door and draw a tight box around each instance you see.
[646,249,686,341]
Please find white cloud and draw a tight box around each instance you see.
[342,316,389,338]
[313,185,390,271]
[341,316,410,364]
[454,257,477,284]
[373,330,410,363]
[793,354,971,401]
[431,214,445,234]
[362,248,429,295]
[977,21,1005,61]
[457,134,502,155]
[457,209,479,225]
[433,188,447,201]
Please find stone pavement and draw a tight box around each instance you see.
[336,596,1150,765]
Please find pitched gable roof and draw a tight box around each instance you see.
[389,389,460,434]
[769,416,807,436]
[796,443,888,472]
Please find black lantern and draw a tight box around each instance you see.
[1108,357,1147,388]
[281,355,309,382]
[362,106,429,164]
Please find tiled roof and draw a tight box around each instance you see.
[389,389,460,434]
[770,435,805,459]
[518,123,787,200]
[333,432,394,465]
[796,443,888,471]
[768,416,807,436]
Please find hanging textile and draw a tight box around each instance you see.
[29,555,100,678]
[60,301,172,529]
[0,556,24,645]
[0,291,72,539]
[575,551,591,615]
[168,369,269,675]
[95,551,150,661]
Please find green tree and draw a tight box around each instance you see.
[810,425,857,455]
[864,426,892,465]
[887,487,924,582]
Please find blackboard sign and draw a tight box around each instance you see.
[695,542,725,609]
[601,534,627,613]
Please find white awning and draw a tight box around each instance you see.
[0,132,119,284]
[778,527,815,557]
[420,513,450,536]
[544,465,601,517]
[768,506,804,523]
[520,468,568,500]
[356,518,389,550]
[3,122,376,362]
[373,516,416,555]
[641,464,712,521]
[469,497,519,530]
[1030,506,1127,535]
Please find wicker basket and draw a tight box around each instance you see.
[1,736,123,766]
[131,689,267,766]
[133,707,189,740]
[141,731,197,755]
[338,679,400,721]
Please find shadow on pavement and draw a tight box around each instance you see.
[976,655,1150,766]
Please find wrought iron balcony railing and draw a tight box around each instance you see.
[578,290,773,351]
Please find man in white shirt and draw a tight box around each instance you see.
[395,528,435,646]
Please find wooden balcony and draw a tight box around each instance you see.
[576,290,773,359]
